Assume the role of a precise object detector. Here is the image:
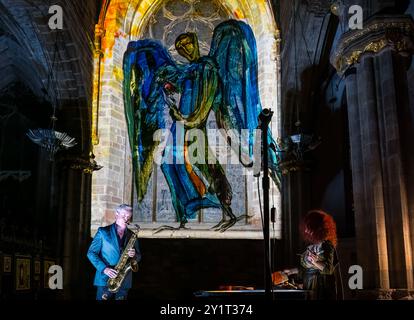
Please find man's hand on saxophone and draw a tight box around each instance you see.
[104,267,118,279]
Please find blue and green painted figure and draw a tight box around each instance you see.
[123,20,280,232]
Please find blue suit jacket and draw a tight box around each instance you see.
[87,223,142,288]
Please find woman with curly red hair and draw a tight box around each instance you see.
[300,210,339,299]
[283,210,340,299]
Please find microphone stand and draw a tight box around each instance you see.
[258,108,273,301]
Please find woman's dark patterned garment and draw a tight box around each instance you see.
[300,240,339,300]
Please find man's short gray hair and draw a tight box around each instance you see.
[116,204,133,213]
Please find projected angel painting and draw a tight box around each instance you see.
[123,19,280,232]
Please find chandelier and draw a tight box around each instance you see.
[276,122,321,175]
[26,103,77,161]
[27,128,77,160]
[26,33,76,160]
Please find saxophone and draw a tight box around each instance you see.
[107,224,140,293]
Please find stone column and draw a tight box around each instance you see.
[331,15,414,295]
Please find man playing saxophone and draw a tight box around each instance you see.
[87,204,141,300]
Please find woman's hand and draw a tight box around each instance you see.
[103,267,118,279]
[306,252,325,271]
[306,252,319,264]
[283,268,298,276]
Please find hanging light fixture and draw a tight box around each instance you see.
[26,129,77,160]
[26,34,76,160]
[277,123,321,174]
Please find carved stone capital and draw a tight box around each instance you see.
[331,15,414,74]
[93,24,105,57]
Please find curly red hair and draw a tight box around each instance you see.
[300,210,337,247]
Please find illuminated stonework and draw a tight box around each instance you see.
[91,0,281,238]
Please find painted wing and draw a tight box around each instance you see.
[209,20,281,189]
[123,40,175,201]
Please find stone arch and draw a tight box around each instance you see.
[0,3,51,99]
[92,0,281,237]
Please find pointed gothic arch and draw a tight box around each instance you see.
[91,0,281,238]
